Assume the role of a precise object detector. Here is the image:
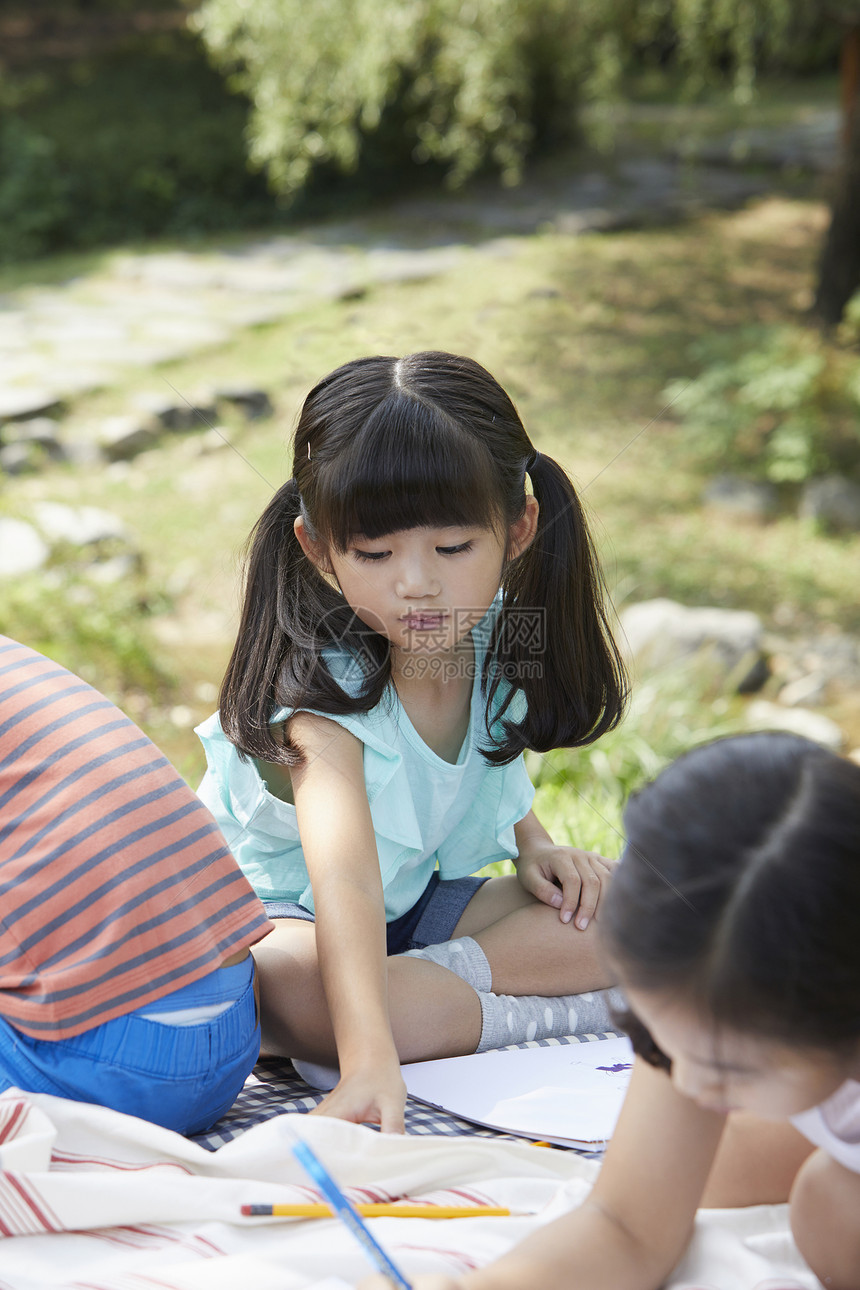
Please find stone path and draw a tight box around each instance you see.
[0,108,838,424]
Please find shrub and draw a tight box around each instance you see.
[664,326,860,484]
[0,117,73,258]
[0,29,279,262]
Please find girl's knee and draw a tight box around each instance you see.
[790,1150,860,1289]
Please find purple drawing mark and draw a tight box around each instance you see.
[596,1062,633,1074]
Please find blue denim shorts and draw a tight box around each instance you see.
[0,955,259,1136]
[263,872,489,955]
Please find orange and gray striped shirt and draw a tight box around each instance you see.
[0,636,272,1039]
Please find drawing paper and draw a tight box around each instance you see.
[402,1035,634,1147]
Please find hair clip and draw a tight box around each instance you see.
[307,441,312,460]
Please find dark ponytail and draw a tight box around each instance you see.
[484,450,627,762]
[218,478,390,764]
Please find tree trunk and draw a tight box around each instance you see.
[812,24,860,326]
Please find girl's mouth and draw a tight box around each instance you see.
[402,612,447,631]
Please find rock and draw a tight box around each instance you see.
[85,553,142,583]
[215,386,274,420]
[31,502,131,549]
[778,672,828,708]
[0,418,67,474]
[130,390,218,432]
[0,443,42,475]
[703,474,779,521]
[0,517,50,577]
[190,426,233,456]
[97,415,161,462]
[619,598,767,688]
[745,700,844,751]
[799,475,860,533]
[7,417,65,455]
[0,388,63,423]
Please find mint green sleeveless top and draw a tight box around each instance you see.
[195,616,535,921]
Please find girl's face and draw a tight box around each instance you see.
[625,986,860,1120]
[295,499,538,666]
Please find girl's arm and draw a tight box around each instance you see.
[513,809,614,929]
[287,711,407,1132]
[360,1057,727,1290]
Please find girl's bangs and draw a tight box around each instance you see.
[316,396,502,547]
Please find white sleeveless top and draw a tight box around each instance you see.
[791,1079,860,1174]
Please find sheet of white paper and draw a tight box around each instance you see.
[403,1036,634,1146]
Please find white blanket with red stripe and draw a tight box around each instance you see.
[0,1088,817,1290]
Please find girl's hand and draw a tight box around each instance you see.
[516,841,615,929]
[310,1057,407,1135]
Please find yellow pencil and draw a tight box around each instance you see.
[241,1202,510,1219]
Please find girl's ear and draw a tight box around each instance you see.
[294,515,333,574]
[508,494,539,560]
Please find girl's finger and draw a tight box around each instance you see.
[379,1102,406,1135]
[572,867,602,929]
[557,870,584,924]
[528,872,566,909]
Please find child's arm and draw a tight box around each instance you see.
[359,1056,727,1290]
[287,711,407,1132]
[513,809,614,929]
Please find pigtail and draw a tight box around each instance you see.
[219,480,390,765]
[484,451,627,762]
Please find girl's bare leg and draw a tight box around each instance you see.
[450,873,611,994]
[253,921,482,1063]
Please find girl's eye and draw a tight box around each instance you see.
[437,541,473,556]
[352,549,389,562]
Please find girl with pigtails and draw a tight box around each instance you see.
[196,351,627,1131]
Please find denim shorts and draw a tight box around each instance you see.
[0,955,259,1136]
[263,872,489,955]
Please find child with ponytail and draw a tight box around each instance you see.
[196,351,627,1131]
[367,732,860,1288]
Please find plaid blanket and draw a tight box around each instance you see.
[192,1033,620,1152]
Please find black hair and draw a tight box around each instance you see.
[219,351,627,765]
[604,732,860,1063]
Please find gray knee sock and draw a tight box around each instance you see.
[404,940,623,1053]
[402,936,493,993]
[476,987,623,1052]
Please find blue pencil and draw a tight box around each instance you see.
[292,1139,412,1290]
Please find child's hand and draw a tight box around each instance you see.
[516,842,615,930]
[309,1057,407,1135]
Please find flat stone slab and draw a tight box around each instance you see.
[0,139,827,418]
[0,389,63,422]
[0,517,50,576]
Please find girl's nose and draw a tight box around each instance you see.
[395,559,440,599]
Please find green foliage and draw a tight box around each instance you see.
[0,30,279,261]
[525,665,744,859]
[193,0,840,198]
[0,573,175,711]
[664,326,860,484]
[193,0,577,192]
[0,118,73,259]
[477,665,744,876]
